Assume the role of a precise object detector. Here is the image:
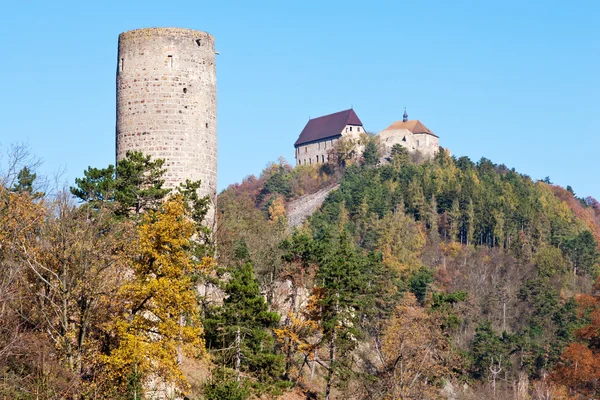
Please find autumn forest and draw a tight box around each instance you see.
[1,141,600,399]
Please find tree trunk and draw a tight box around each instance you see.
[310,347,317,382]
[325,329,336,400]
[235,327,241,382]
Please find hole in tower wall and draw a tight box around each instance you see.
[196,39,202,46]
[205,122,208,128]
[119,58,124,72]
[167,55,173,68]
[183,88,187,93]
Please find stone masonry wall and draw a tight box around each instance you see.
[295,137,339,166]
[286,185,339,228]
[294,125,365,166]
[378,128,439,159]
[116,27,217,225]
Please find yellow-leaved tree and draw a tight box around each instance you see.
[103,194,208,398]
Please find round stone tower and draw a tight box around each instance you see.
[116,27,217,224]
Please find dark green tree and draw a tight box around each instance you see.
[361,138,380,166]
[314,231,366,400]
[204,262,284,386]
[408,266,434,305]
[70,165,116,205]
[177,179,213,257]
[564,231,599,276]
[114,151,169,215]
[389,144,410,167]
[70,151,170,216]
[470,321,512,380]
[11,166,37,194]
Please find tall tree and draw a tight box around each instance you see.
[204,262,284,387]
[103,195,205,397]
[312,231,365,400]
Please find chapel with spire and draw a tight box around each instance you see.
[377,108,440,159]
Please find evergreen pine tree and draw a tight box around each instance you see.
[361,138,379,166]
[11,166,37,194]
[205,262,284,385]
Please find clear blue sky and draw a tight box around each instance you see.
[1,0,599,198]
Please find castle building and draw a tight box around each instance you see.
[294,109,364,166]
[115,27,217,225]
[378,109,439,159]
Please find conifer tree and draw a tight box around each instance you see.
[465,198,475,245]
[361,138,380,166]
[204,262,284,386]
[448,198,461,242]
[11,166,37,194]
[70,151,170,216]
[114,151,170,215]
[312,230,365,400]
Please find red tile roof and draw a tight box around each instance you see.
[294,109,363,147]
[384,120,438,138]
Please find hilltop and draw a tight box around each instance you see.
[216,142,600,399]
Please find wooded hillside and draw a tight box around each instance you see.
[1,142,600,399]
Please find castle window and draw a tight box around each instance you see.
[322,155,325,163]
[205,122,208,128]
[316,156,319,164]
[358,127,361,132]
[167,55,173,68]
[119,58,124,72]
[183,88,187,94]
[309,158,311,165]
[305,146,307,153]
[417,140,420,147]
[196,39,202,46]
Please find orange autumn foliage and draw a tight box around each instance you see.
[551,279,600,398]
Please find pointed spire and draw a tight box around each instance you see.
[403,107,408,123]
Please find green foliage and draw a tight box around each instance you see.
[361,138,380,166]
[114,151,170,215]
[564,230,599,276]
[534,246,567,278]
[469,321,512,379]
[408,266,433,304]
[70,165,116,205]
[315,230,365,335]
[202,370,250,400]
[70,151,171,216]
[204,262,284,385]
[390,144,410,166]
[431,291,467,331]
[11,166,37,194]
[259,163,292,202]
[177,179,213,257]
[214,147,600,396]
